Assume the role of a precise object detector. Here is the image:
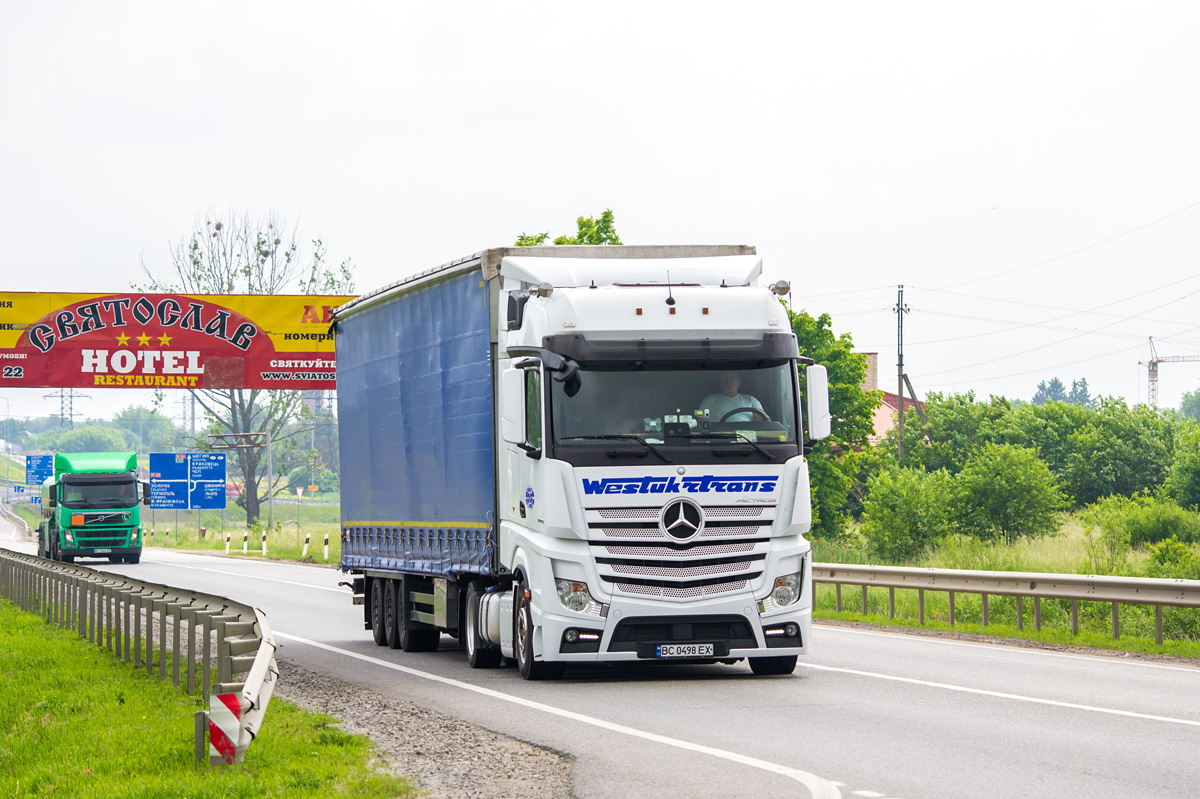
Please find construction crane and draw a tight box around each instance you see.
[1139,337,1200,408]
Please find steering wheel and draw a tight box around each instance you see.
[720,407,769,422]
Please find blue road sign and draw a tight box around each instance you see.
[26,454,52,487]
[149,452,226,510]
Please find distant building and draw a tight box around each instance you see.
[859,352,924,444]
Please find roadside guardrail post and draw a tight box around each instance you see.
[1112,602,1120,640]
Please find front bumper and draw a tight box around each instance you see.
[63,545,141,559]
[536,590,811,662]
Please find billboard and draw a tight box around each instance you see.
[0,292,354,390]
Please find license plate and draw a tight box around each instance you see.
[655,643,714,658]
[93,549,112,554]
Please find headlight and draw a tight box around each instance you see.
[555,580,606,616]
[758,571,803,612]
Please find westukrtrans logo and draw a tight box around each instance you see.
[581,475,778,495]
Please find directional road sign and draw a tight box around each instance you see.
[149,452,226,510]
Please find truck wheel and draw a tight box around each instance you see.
[369,578,388,646]
[125,554,141,565]
[465,581,501,669]
[515,582,564,681]
[397,576,440,653]
[749,655,797,676]
[37,532,46,559]
[50,533,60,562]
[384,579,402,650]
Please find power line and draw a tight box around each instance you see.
[934,198,1200,291]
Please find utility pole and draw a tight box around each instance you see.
[207,431,273,530]
[895,285,910,463]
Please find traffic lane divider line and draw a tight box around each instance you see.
[816,623,1200,675]
[133,560,349,594]
[796,661,1200,727]
[275,631,842,799]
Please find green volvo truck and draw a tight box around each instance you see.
[38,451,148,564]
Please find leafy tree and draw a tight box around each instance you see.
[1067,378,1094,409]
[789,308,879,539]
[954,443,1066,544]
[861,467,953,561]
[32,424,135,454]
[111,406,178,457]
[891,391,1010,475]
[1168,421,1200,511]
[516,209,622,246]
[1061,398,1175,506]
[140,210,355,525]
[1032,377,1068,405]
[1180,388,1200,423]
[994,400,1090,489]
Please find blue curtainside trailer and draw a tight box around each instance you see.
[337,267,497,577]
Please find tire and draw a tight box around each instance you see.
[37,527,46,559]
[369,578,388,646]
[50,532,60,562]
[125,553,141,565]
[384,579,402,650]
[396,576,440,652]
[108,555,122,563]
[465,581,501,669]
[60,553,74,564]
[749,655,797,676]
[515,582,564,681]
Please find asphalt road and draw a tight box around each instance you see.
[3,515,1198,799]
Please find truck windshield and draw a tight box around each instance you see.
[550,361,799,446]
[60,477,139,509]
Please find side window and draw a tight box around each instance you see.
[525,368,542,449]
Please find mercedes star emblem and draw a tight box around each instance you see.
[660,499,703,541]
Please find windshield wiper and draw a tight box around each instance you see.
[560,435,674,464]
[698,432,778,463]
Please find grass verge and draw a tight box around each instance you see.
[0,600,415,798]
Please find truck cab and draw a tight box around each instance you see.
[38,451,148,564]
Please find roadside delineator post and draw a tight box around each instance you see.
[261,528,267,556]
[207,692,247,765]
[302,531,310,558]
[225,530,230,555]
[242,530,248,553]
[323,532,329,561]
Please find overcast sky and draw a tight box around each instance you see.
[3,2,1200,426]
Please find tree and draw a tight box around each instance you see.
[516,209,622,246]
[789,308,879,539]
[1061,398,1175,506]
[140,210,355,525]
[954,443,1066,544]
[891,391,1010,475]
[861,467,953,561]
[1032,377,1068,405]
[32,424,135,454]
[1067,378,1094,409]
[111,405,177,457]
[1180,388,1200,423]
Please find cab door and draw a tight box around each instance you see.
[500,358,547,530]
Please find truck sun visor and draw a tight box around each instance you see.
[540,332,799,362]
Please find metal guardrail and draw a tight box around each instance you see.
[813,562,1200,646]
[0,548,277,765]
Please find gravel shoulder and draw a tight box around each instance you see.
[275,658,575,799]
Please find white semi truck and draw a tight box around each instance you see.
[333,245,830,679]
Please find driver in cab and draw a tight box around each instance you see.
[700,372,770,422]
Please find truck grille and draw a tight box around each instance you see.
[587,504,775,600]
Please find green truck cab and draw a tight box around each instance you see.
[37,451,148,564]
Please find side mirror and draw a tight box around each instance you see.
[48,497,57,509]
[806,364,831,441]
[141,481,151,506]
[500,366,526,444]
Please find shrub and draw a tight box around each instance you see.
[861,467,953,562]
[954,443,1066,545]
[1080,495,1134,575]
[1143,536,1200,580]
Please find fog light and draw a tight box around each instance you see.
[565,629,580,643]
[785,623,800,638]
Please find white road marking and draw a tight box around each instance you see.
[275,631,842,799]
[797,661,1200,727]
[141,559,348,594]
[817,623,1200,674]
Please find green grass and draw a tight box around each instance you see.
[0,600,414,798]
[141,503,342,564]
[812,514,1200,657]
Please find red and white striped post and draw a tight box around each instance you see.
[164,528,171,546]
[242,530,248,553]
[207,692,247,765]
